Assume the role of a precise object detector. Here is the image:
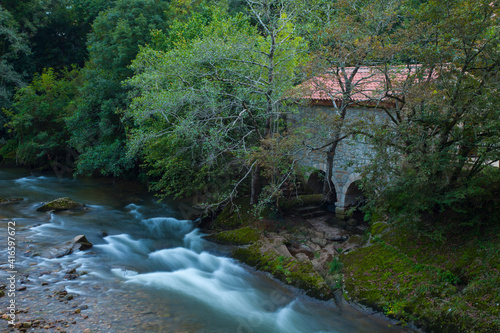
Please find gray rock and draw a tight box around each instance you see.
[287,243,315,259]
[294,252,310,262]
[311,237,328,247]
[49,235,93,258]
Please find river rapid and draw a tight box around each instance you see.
[0,169,407,332]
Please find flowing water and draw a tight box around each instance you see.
[0,169,408,332]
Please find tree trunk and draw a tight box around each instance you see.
[250,164,261,205]
[323,140,339,204]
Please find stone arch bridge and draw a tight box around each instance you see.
[297,104,380,216]
[292,66,392,216]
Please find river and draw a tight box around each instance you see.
[0,168,409,332]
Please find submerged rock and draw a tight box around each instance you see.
[49,235,93,258]
[0,197,23,205]
[36,197,84,212]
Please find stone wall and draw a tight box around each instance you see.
[290,104,387,210]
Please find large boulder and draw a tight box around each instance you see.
[36,197,84,212]
[49,235,93,258]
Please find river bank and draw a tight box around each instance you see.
[202,197,500,333]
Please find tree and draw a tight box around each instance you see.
[361,0,500,236]
[0,4,31,111]
[66,0,169,177]
[0,0,112,139]
[295,0,405,203]
[30,0,115,73]
[3,67,80,172]
[126,0,307,206]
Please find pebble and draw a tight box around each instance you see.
[17,286,27,291]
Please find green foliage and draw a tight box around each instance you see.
[360,0,500,238]
[30,0,114,73]
[126,1,308,203]
[211,197,268,231]
[0,0,111,111]
[67,0,169,177]
[328,257,342,274]
[2,67,80,168]
[0,4,31,112]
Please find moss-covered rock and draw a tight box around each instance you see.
[370,222,389,236]
[36,197,84,212]
[233,241,333,300]
[346,235,365,247]
[279,194,324,212]
[206,226,260,245]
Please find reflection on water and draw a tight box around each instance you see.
[0,169,407,332]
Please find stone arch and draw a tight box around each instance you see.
[304,165,338,202]
[305,168,326,194]
[344,180,366,209]
[338,173,363,208]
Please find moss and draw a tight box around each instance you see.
[343,226,500,332]
[278,194,324,212]
[347,235,365,246]
[36,197,83,212]
[370,222,389,236]
[211,197,262,230]
[206,226,260,245]
[233,242,333,300]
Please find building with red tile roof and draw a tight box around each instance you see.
[294,65,422,108]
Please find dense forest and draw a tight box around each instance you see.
[2,1,500,331]
[1,0,499,237]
